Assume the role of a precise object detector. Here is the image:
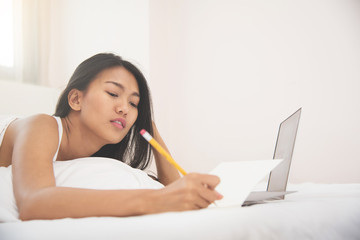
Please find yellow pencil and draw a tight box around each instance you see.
[140,129,187,176]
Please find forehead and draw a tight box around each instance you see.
[91,66,139,92]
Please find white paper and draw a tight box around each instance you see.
[210,159,283,207]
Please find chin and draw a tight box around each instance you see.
[108,138,123,145]
[112,134,128,144]
[106,129,131,144]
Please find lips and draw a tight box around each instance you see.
[111,118,126,129]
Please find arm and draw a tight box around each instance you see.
[18,173,222,220]
[12,115,222,220]
[151,122,181,185]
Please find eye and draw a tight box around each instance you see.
[106,91,118,97]
[130,102,138,108]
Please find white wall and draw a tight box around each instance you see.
[47,0,150,89]
[19,0,359,183]
[0,80,60,116]
[149,0,360,183]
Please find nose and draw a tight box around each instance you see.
[115,100,129,115]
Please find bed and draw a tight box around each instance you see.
[1,80,360,239]
[1,185,360,239]
[1,157,360,240]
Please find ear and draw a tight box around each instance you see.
[68,89,83,111]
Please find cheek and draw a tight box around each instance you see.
[81,93,108,118]
[129,110,139,127]
[84,92,106,108]
[133,110,139,123]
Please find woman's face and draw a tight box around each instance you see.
[78,66,140,144]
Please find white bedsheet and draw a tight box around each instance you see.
[1,183,359,240]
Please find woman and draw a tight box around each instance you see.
[0,53,222,220]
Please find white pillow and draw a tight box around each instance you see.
[0,157,163,223]
[53,157,163,189]
[0,166,19,222]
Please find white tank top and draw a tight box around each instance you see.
[52,116,63,162]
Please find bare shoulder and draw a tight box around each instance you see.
[13,114,58,132]
[11,114,60,155]
[3,114,59,149]
[0,114,62,168]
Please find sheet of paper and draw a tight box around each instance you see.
[209,159,283,207]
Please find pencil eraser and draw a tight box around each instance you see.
[140,129,146,135]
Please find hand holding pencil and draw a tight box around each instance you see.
[140,129,223,208]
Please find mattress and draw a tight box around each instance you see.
[1,183,359,240]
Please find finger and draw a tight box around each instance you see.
[187,173,222,200]
[194,192,212,209]
[198,174,221,190]
[197,184,222,204]
[203,183,223,198]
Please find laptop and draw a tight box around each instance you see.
[242,108,302,206]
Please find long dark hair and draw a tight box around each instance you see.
[54,53,153,170]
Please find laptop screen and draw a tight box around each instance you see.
[267,108,301,193]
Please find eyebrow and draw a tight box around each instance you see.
[105,81,140,97]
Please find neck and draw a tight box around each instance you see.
[58,112,106,161]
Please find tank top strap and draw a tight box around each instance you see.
[52,116,63,162]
